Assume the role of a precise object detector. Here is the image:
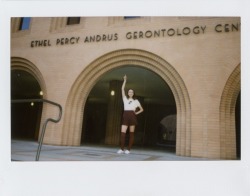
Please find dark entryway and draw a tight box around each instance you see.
[81,66,176,149]
[235,92,241,159]
[11,70,43,140]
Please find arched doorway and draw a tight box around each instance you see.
[81,66,176,149]
[62,49,191,157]
[220,64,240,159]
[11,70,43,140]
[11,57,46,141]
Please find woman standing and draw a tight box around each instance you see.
[117,75,144,154]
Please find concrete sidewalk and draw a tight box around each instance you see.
[11,139,209,161]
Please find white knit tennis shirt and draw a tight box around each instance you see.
[123,96,141,111]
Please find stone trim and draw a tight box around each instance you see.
[62,49,192,157]
[220,64,240,159]
[11,57,46,95]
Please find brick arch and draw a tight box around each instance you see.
[220,64,240,159]
[62,49,191,157]
[11,57,47,97]
[11,57,47,141]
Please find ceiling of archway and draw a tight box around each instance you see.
[11,70,42,99]
[11,67,176,105]
[88,66,176,105]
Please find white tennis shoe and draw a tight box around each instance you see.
[117,149,124,154]
[124,150,130,154]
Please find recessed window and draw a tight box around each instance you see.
[124,16,141,20]
[19,17,31,30]
[67,17,80,25]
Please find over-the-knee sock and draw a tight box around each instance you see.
[128,132,134,151]
[120,132,126,150]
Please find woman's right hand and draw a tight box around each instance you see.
[123,75,127,81]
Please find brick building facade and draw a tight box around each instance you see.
[11,17,241,159]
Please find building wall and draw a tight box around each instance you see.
[11,17,241,159]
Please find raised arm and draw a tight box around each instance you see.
[121,75,127,98]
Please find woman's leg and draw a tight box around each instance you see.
[128,126,135,151]
[120,125,128,150]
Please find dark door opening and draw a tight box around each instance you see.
[235,92,241,159]
[81,66,176,150]
[11,70,43,141]
[81,102,108,144]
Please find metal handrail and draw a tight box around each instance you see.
[11,99,62,161]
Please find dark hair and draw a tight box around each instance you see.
[127,89,136,99]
